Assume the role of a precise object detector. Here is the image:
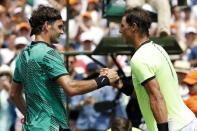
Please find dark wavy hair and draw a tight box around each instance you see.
[29,5,62,36]
[124,7,151,36]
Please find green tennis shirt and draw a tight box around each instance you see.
[13,42,69,130]
[131,41,195,131]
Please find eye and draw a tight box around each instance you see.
[58,25,65,31]
[121,24,124,28]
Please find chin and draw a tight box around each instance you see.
[122,37,128,42]
[124,38,133,45]
[51,39,59,44]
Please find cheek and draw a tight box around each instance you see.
[50,31,58,40]
[52,28,59,35]
[121,28,126,34]
[123,29,129,36]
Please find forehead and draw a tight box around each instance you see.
[121,16,128,25]
[53,19,64,25]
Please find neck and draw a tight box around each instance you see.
[35,33,50,45]
[133,34,149,49]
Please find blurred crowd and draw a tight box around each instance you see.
[0,0,197,131]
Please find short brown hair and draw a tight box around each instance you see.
[124,7,151,36]
[29,5,62,36]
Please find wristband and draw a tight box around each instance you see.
[95,76,110,89]
[157,122,169,131]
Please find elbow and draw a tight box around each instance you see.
[63,80,80,97]
[66,90,77,97]
[64,85,78,97]
[150,94,165,104]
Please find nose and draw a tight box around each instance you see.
[58,25,65,34]
[119,25,122,34]
[119,28,122,34]
[60,29,64,35]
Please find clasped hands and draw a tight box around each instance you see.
[99,68,123,89]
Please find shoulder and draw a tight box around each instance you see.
[133,42,155,58]
[33,43,52,52]
[44,48,63,62]
[31,43,62,59]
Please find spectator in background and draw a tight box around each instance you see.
[181,26,197,61]
[170,5,185,43]
[126,0,171,36]
[0,33,16,65]
[14,36,29,54]
[15,0,32,19]
[79,11,104,45]
[66,0,82,50]
[173,60,191,100]
[74,31,95,78]
[186,27,197,67]
[183,6,197,29]
[11,7,26,24]
[182,70,197,118]
[0,64,16,131]
[15,22,31,38]
[86,0,101,26]
[9,36,29,73]
[75,31,107,77]
[79,31,96,51]
[70,62,127,131]
[0,5,9,28]
[0,5,10,30]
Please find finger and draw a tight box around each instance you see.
[100,68,107,72]
[100,71,108,76]
[100,68,109,71]
[109,68,116,72]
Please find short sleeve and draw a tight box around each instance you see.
[131,57,155,85]
[13,56,22,83]
[43,50,68,80]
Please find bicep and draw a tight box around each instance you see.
[132,58,156,85]
[55,75,97,96]
[56,75,72,93]
[144,79,161,97]
[43,50,68,79]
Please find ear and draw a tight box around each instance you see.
[132,23,138,31]
[42,21,51,32]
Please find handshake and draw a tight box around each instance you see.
[95,68,123,89]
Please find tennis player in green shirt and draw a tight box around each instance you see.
[119,7,197,131]
[9,5,119,131]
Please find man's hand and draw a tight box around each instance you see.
[100,68,120,84]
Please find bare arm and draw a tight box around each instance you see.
[56,68,119,96]
[56,75,97,96]
[144,78,168,123]
[9,81,26,115]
